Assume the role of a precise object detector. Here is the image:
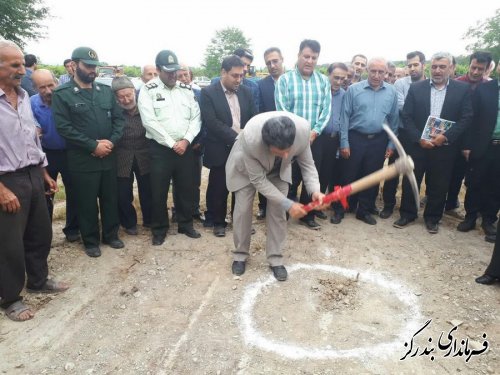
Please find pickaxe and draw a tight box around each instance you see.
[304,124,420,211]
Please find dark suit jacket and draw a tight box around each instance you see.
[400,79,473,158]
[200,81,256,168]
[464,79,499,160]
[258,75,276,113]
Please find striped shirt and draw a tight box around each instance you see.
[275,68,332,134]
[430,79,449,117]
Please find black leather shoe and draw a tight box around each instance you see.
[84,246,101,257]
[104,238,125,249]
[481,221,497,236]
[213,226,226,237]
[271,265,288,281]
[475,274,499,285]
[232,261,246,276]
[457,218,476,232]
[178,227,201,239]
[356,213,376,225]
[368,207,380,216]
[485,234,496,243]
[299,218,321,230]
[315,211,328,220]
[379,207,394,219]
[125,226,138,235]
[425,221,439,234]
[152,235,165,246]
[256,208,266,220]
[393,217,414,228]
[330,212,343,224]
[66,233,80,242]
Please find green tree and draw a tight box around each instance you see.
[0,0,50,49]
[464,9,500,62]
[203,27,251,78]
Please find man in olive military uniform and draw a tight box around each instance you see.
[138,50,202,246]
[52,47,124,257]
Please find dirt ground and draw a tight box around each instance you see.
[1,178,499,375]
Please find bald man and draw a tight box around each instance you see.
[0,41,68,322]
[31,69,80,242]
[141,64,158,84]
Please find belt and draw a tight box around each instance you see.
[352,130,383,139]
[322,132,339,139]
[491,139,500,145]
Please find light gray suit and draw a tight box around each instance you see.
[226,111,320,266]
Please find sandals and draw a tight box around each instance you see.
[5,300,34,322]
[26,279,69,294]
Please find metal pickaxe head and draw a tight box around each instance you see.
[382,124,420,210]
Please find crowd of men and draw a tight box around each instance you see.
[1,37,499,322]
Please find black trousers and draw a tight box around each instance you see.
[71,168,120,247]
[382,151,399,209]
[400,146,456,224]
[0,166,51,307]
[206,165,230,227]
[340,131,387,216]
[150,141,195,237]
[44,148,79,236]
[445,150,467,210]
[463,144,500,224]
[485,223,500,278]
[173,151,203,215]
[117,157,152,229]
[299,134,339,220]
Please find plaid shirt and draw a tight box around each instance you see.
[275,68,331,134]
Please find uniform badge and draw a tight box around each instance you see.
[156,93,165,101]
[95,85,101,91]
[146,82,158,90]
[168,55,174,64]
[73,87,80,93]
[88,50,97,59]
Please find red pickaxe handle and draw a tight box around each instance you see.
[303,185,352,212]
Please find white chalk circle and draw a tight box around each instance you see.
[239,263,422,360]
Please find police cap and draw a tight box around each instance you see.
[155,50,180,72]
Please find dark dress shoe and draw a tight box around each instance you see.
[315,211,328,220]
[457,218,476,232]
[356,213,376,225]
[256,208,266,220]
[330,212,343,224]
[125,226,138,235]
[368,207,380,216]
[481,221,497,236]
[232,261,246,276]
[104,238,125,249]
[299,218,321,230]
[271,265,288,281]
[485,234,496,243]
[192,212,205,222]
[65,233,81,242]
[84,246,101,257]
[152,235,165,246]
[425,221,439,234]
[178,227,201,238]
[213,226,226,237]
[475,274,499,285]
[393,217,414,228]
[379,207,394,219]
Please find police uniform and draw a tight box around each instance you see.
[52,47,124,252]
[137,50,201,242]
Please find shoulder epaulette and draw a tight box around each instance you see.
[178,82,192,90]
[146,82,158,90]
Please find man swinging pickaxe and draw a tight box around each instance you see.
[303,124,420,212]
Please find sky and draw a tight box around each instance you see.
[24,0,498,70]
